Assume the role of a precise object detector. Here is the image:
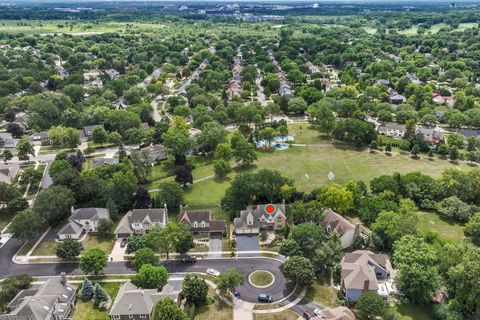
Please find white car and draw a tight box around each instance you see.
[206,268,220,277]
[314,309,323,316]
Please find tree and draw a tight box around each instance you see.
[62,84,84,103]
[0,275,32,311]
[215,143,233,161]
[8,210,44,241]
[318,184,354,214]
[175,229,194,255]
[449,146,459,162]
[309,100,335,134]
[233,138,257,166]
[106,171,137,213]
[126,236,154,254]
[33,186,75,227]
[393,235,440,304]
[438,196,472,222]
[289,200,323,225]
[132,264,169,289]
[332,118,376,147]
[97,218,114,240]
[80,247,108,276]
[287,97,307,114]
[154,182,184,209]
[93,283,108,307]
[369,140,378,151]
[215,268,244,295]
[80,279,95,301]
[49,159,79,187]
[283,256,316,286]
[0,150,13,164]
[385,143,392,154]
[133,248,157,271]
[56,239,83,260]
[134,185,153,209]
[198,121,227,153]
[313,234,343,271]
[7,123,24,138]
[162,117,194,158]
[16,138,35,161]
[175,165,193,187]
[355,292,388,320]
[291,223,324,259]
[411,143,420,158]
[152,298,189,320]
[214,159,231,178]
[464,213,480,246]
[258,127,277,148]
[91,126,108,146]
[146,223,191,259]
[279,239,302,257]
[182,275,209,306]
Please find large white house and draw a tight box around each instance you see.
[57,208,110,240]
[115,208,168,238]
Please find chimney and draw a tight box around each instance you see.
[354,223,361,238]
[179,204,183,213]
[363,279,370,292]
[281,199,286,205]
[60,272,66,285]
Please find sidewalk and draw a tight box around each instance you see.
[233,299,254,320]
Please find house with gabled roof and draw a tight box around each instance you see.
[341,250,396,303]
[57,208,110,240]
[321,209,360,248]
[312,306,356,320]
[234,204,286,235]
[109,279,183,320]
[0,277,77,320]
[115,208,168,238]
[178,209,225,237]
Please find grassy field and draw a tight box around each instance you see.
[416,211,464,242]
[250,271,274,287]
[193,288,232,320]
[392,301,434,320]
[72,282,122,320]
[32,234,115,256]
[304,273,340,308]
[253,309,299,320]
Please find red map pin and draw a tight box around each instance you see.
[265,204,276,214]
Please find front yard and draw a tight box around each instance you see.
[31,234,115,257]
[304,273,340,308]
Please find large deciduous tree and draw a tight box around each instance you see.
[80,247,108,276]
[283,256,316,286]
[132,264,168,290]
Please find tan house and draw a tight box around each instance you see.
[321,209,360,248]
[312,306,356,320]
[234,204,286,235]
[178,210,225,237]
[115,208,168,238]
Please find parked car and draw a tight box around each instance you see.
[120,238,128,248]
[314,308,323,316]
[303,311,314,320]
[206,268,220,276]
[257,294,273,303]
[182,255,197,263]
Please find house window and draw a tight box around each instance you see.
[112,315,120,320]
[140,315,147,318]
[129,315,134,319]
[143,222,150,228]
[193,222,198,228]
[201,222,206,228]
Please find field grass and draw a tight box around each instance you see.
[71,282,122,320]
[250,271,274,287]
[253,309,299,320]
[304,273,339,308]
[392,301,434,320]
[193,288,232,320]
[416,211,464,242]
[31,239,57,256]
[82,236,115,254]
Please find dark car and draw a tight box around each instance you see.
[303,311,314,320]
[120,238,128,248]
[257,294,273,303]
[182,255,197,263]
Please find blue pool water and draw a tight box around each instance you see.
[255,135,293,150]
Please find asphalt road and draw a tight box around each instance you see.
[0,238,293,303]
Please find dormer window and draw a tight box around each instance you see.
[247,213,254,225]
[201,221,206,228]
[193,222,198,228]
[143,222,150,228]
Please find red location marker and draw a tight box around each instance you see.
[265,204,275,214]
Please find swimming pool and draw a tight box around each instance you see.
[255,135,294,149]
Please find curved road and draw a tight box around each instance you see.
[0,238,293,303]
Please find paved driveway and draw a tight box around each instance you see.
[109,238,127,262]
[208,235,222,258]
[236,235,259,256]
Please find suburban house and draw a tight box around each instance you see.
[115,208,168,238]
[416,126,444,143]
[234,204,286,235]
[0,132,18,150]
[312,306,356,320]
[109,279,182,320]
[140,144,168,162]
[92,158,119,169]
[388,93,406,105]
[178,210,225,237]
[0,163,19,185]
[279,82,294,99]
[377,123,406,139]
[57,208,110,240]
[341,250,396,303]
[80,124,104,142]
[29,131,51,145]
[0,276,77,320]
[321,209,360,249]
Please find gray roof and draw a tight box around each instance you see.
[110,279,182,317]
[69,207,110,221]
[128,209,167,224]
[378,123,406,132]
[92,158,119,168]
[57,220,83,235]
[5,278,77,320]
[234,210,261,230]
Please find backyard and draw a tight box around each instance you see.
[191,288,232,320]
[416,210,464,242]
[71,281,123,320]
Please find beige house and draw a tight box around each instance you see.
[115,208,168,238]
[234,204,286,235]
[321,209,360,248]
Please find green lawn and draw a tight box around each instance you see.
[392,301,434,320]
[250,271,273,287]
[304,273,340,308]
[416,211,464,242]
[82,236,115,254]
[71,282,122,320]
[32,239,57,256]
[192,288,232,320]
[253,309,299,320]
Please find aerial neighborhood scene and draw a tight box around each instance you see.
[1,0,480,319]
